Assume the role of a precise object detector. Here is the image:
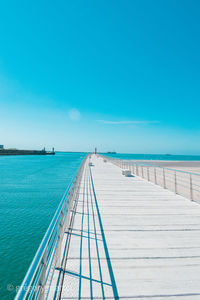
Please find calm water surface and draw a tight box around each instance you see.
[0,152,86,299]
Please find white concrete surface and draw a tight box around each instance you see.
[58,154,200,299]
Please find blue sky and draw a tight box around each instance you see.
[0,0,200,154]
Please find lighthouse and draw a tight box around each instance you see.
[95,147,97,154]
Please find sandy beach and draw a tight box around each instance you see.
[132,160,200,174]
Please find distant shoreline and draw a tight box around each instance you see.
[0,149,55,156]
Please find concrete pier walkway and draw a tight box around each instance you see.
[59,154,200,299]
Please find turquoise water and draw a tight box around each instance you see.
[103,153,200,161]
[0,152,86,300]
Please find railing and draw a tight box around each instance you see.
[15,155,88,300]
[102,155,200,202]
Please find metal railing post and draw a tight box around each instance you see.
[141,166,144,178]
[147,167,150,181]
[132,165,134,175]
[56,209,64,268]
[190,174,193,201]
[154,168,157,184]
[38,250,47,300]
[174,171,177,194]
[163,168,166,189]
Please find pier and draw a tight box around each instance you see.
[15,154,200,299]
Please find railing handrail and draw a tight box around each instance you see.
[100,154,200,202]
[104,155,200,177]
[15,154,88,300]
[15,180,74,299]
[137,163,200,177]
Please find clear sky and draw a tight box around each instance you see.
[0,0,200,154]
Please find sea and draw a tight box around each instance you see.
[0,151,200,299]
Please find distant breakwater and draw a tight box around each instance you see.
[0,149,55,156]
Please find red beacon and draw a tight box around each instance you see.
[95,147,97,154]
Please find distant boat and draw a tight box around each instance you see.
[107,151,117,154]
[165,154,172,156]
